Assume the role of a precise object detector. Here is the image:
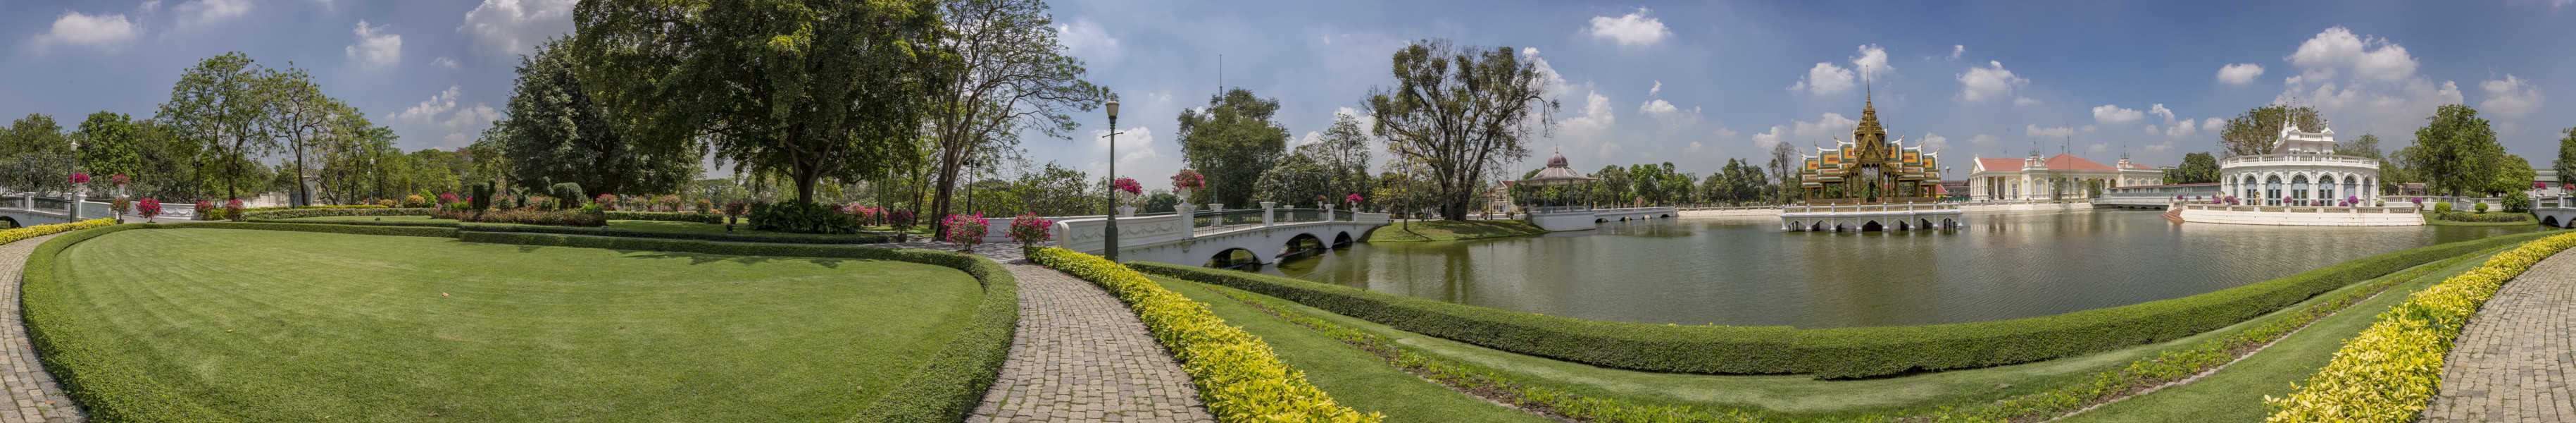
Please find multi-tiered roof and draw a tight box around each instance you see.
[1795,96,1943,202]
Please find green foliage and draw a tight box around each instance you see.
[2265,232,2576,422]
[2505,191,2531,213]
[601,211,722,224]
[546,183,584,209]
[1179,88,1292,207]
[1129,231,2556,379]
[748,202,861,234]
[235,206,419,220]
[1301,114,1377,204]
[2166,152,2221,185]
[438,208,606,227]
[2474,202,2490,213]
[1138,192,1182,214]
[1254,152,1338,207]
[2558,127,2576,187]
[0,219,114,245]
[2339,133,2384,159]
[1366,40,1556,220]
[2406,104,2507,196]
[2432,211,2529,223]
[460,223,885,245]
[920,0,1108,228]
[571,1,940,203]
[2,113,70,159]
[1030,247,1380,422]
[493,40,697,199]
[73,112,146,183]
[157,52,282,201]
[2434,202,2454,214]
[2219,105,2327,157]
[1365,220,1545,243]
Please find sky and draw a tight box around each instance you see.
[6,0,2573,192]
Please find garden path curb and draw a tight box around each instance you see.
[0,234,80,422]
[2424,248,2576,422]
[967,261,1213,422]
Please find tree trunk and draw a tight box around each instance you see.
[928,149,965,240]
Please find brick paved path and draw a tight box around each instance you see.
[2423,249,2576,422]
[967,261,1211,422]
[0,234,82,422]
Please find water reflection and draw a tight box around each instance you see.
[1246,210,2544,328]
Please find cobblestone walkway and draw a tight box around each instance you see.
[0,234,82,422]
[967,261,1211,422]
[2424,249,2576,422]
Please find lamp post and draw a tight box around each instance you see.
[1103,99,1120,261]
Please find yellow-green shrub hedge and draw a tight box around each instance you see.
[2263,231,2576,422]
[0,219,114,245]
[1028,247,1378,423]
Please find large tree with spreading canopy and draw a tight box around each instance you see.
[1363,39,1557,221]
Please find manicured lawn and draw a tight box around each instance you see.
[275,214,444,223]
[1204,255,2470,419]
[1363,220,1547,243]
[277,215,884,240]
[2059,248,2500,422]
[35,228,982,422]
[1146,275,1551,422]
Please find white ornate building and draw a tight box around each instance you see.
[1966,152,2162,201]
[2219,123,2380,206]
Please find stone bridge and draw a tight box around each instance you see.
[0,192,197,228]
[2539,196,2576,228]
[1050,202,1391,266]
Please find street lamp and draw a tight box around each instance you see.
[1103,99,1120,261]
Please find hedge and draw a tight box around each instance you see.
[1130,231,2565,379]
[2263,231,2576,422]
[236,207,432,220]
[1030,247,1379,422]
[20,224,1018,422]
[457,223,889,245]
[0,219,115,245]
[246,218,462,228]
[604,211,724,224]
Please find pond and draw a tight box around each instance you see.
[1253,209,2545,328]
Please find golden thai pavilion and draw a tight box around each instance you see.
[1795,97,1943,204]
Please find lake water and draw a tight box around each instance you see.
[1253,209,2544,328]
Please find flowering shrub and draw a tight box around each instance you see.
[1111,176,1143,202]
[942,214,989,247]
[887,209,917,232]
[1345,193,1363,204]
[138,199,163,219]
[659,195,682,212]
[109,197,131,219]
[223,200,244,221]
[439,193,459,204]
[2265,231,2576,422]
[594,194,618,211]
[378,198,399,208]
[1028,247,1379,422]
[68,173,89,185]
[723,200,747,217]
[1009,213,1054,247]
[109,174,128,185]
[190,200,213,220]
[694,198,714,214]
[404,195,429,208]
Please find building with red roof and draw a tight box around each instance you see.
[1965,151,2163,201]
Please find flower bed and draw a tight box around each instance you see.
[2263,231,2576,422]
[437,208,607,227]
[603,211,723,224]
[235,206,423,220]
[1028,247,1378,422]
[0,219,115,245]
[1128,231,2561,379]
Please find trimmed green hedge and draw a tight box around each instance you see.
[604,211,724,224]
[237,207,434,220]
[456,223,889,245]
[1132,230,2565,379]
[21,224,1016,422]
[246,218,463,228]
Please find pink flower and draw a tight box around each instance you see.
[1170,170,1207,190]
[1346,193,1364,204]
[137,199,163,218]
[68,173,89,184]
[1111,177,1142,195]
[110,174,130,185]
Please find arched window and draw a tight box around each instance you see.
[2266,175,2282,203]
[2342,175,2358,202]
[2292,175,2310,202]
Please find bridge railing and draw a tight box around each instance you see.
[1192,209,1269,233]
[31,197,71,211]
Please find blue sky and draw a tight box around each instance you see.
[6,1,2571,191]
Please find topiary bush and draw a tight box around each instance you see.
[547,183,584,209]
[2434,202,2453,214]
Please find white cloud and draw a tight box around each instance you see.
[1920,133,1951,152]
[345,20,402,69]
[140,1,163,13]
[2026,124,2075,139]
[2287,27,2418,82]
[2201,118,2224,132]
[1949,44,1965,60]
[2091,104,2145,124]
[1638,99,1680,117]
[2013,97,2042,106]
[1970,134,2001,148]
[396,86,501,147]
[1790,44,1892,96]
[1751,113,1858,150]
[1087,126,1165,188]
[1583,8,1670,47]
[1648,80,1661,97]
[458,0,575,56]
[2148,104,2175,122]
[2217,63,2265,85]
[2479,74,2543,119]
[1958,60,2028,102]
[27,12,141,52]
[1058,18,1123,70]
[431,56,460,69]
[175,0,251,27]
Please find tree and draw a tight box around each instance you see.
[571,1,943,204]
[2,114,69,159]
[923,0,1106,236]
[2484,154,2536,197]
[1364,39,1556,220]
[74,112,146,183]
[2405,104,2504,196]
[1768,142,1799,204]
[157,52,276,201]
[1253,152,1337,207]
[257,66,354,206]
[2556,127,2576,189]
[2217,105,2327,157]
[497,39,696,200]
[2164,152,2219,184]
[1178,89,1289,207]
[1015,162,1094,216]
[1297,114,1375,202]
[2339,133,2384,159]
[1591,165,1632,207]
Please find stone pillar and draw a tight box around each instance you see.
[1261,202,1276,226]
[1323,204,1335,221]
[68,189,83,221]
[1175,202,1199,239]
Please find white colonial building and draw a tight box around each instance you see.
[2219,123,2380,207]
[1967,152,2162,201]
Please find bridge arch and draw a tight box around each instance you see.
[1861,220,1884,231]
[1282,233,1328,258]
[1332,231,1353,246]
[2546,215,2561,228]
[0,216,16,229]
[1206,247,1260,269]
